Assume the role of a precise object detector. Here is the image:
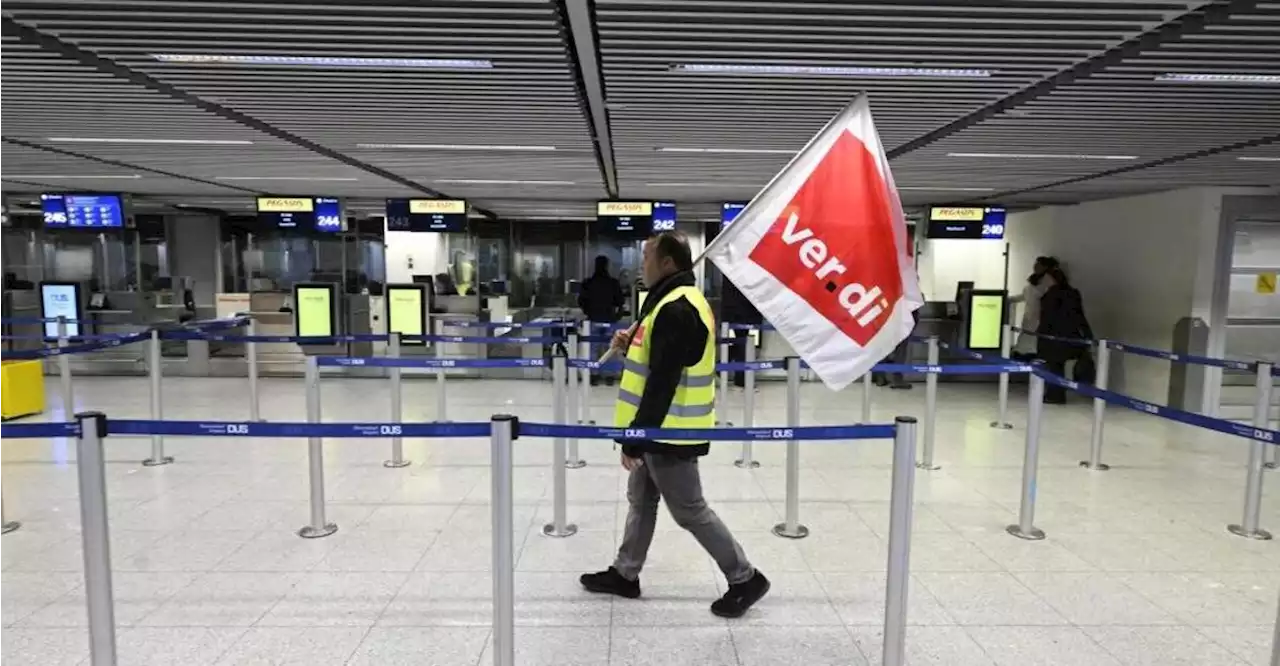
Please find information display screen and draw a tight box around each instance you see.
[721,202,747,226]
[597,201,653,236]
[386,199,467,232]
[926,206,1006,240]
[966,291,1007,350]
[41,193,125,228]
[293,284,335,338]
[257,197,344,232]
[385,284,427,346]
[651,201,677,232]
[39,282,82,339]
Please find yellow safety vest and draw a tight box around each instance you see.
[614,285,717,444]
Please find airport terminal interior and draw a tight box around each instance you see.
[1,1,1278,665]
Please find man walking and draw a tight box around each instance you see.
[578,255,626,385]
[579,231,770,618]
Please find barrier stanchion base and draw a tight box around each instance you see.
[141,456,174,467]
[2,521,21,534]
[1227,524,1273,541]
[1006,524,1046,541]
[771,523,810,540]
[734,459,761,469]
[565,460,587,469]
[383,459,412,469]
[298,523,338,539]
[716,421,735,426]
[1265,462,1278,470]
[990,421,1013,430]
[542,523,578,538]
[915,462,941,471]
[1078,461,1111,471]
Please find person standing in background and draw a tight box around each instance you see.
[1011,256,1059,359]
[1038,266,1093,404]
[719,277,763,388]
[579,255,625,386]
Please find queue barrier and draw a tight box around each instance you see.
[3,411,918,666]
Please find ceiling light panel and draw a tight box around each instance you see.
[357,144,558,151]
[47,137,255,145]
[151,54,494,69]
[673,64,993,78]
[946,152,1139,160]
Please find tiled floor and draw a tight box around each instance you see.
[2,374,1278,665]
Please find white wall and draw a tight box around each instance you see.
[384,229,447,284]
[1039,188,1226,403]
[917,237,1007,301]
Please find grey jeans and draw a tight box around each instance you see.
[613,453,754,585]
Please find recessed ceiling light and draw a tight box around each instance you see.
[946,152,1138,160]
[434,179,576,185]
[898,186,996,192]
[5,174,142,179]
[644,182,762,187]
[1156,73,1280,84]
[656,147,795,155]
[673,64,992,78]
[48,137,254,145]
[358,143,556,151]
[214,176,359,181]
[152,54,493,69]
[1237,156,1280,162]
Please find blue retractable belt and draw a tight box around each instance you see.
[1,422,81,438]
[317,356,549,369]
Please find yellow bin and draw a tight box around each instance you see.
[2,359,46,420]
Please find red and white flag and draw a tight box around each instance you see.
[704,95,923,390]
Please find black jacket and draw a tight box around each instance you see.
[619,271,711,459]
[1038,285,1093,362]
[578,271,624,323]
[719,278,762,325]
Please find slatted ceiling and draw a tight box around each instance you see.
[595,0,1205,205]
[2,1,1277,217]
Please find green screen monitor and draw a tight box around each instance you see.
[966,290,1007,351]
[386,284,427,346]
[293,283,336,339]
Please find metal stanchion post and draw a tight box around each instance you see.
[579,321,594,430]
[142,329,173,467]
[990,324,1013,429]
[565,330,585,469]
[1080,340,1112,471]
[247,318,261,422]
[882,416,918,666]
[543,356,577,538]
[1007,372,1047,540]
[773,357,809,539]
[861,372,872,424]
[735,333,760,468]
[57,316,75,416]
[490,415,516,666]
[717,322,732,426]
[916,336,940,470]
[434,318,449,422]
[2,499,20,534]
[384,332,410,468]
[298,357,337,539]
[1228,361,1273,540]
[75,412,119,666]
[1270,587,1279,666]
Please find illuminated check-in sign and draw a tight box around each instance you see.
[597,201,653,236]
[926,206,1006,239]
[257,197,314,213]
[409,199,467,215]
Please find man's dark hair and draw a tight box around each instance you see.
[593,255,609,274]
[1035,256,1060,270]
[650,231,693,271]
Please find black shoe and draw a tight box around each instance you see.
[580,567,641,599]
[711,570,770,618]
[890,382,912,390]
[1043,396,1067,405]
[604,377,616,387]
[873,376,890,387]
[589,377,601,387]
